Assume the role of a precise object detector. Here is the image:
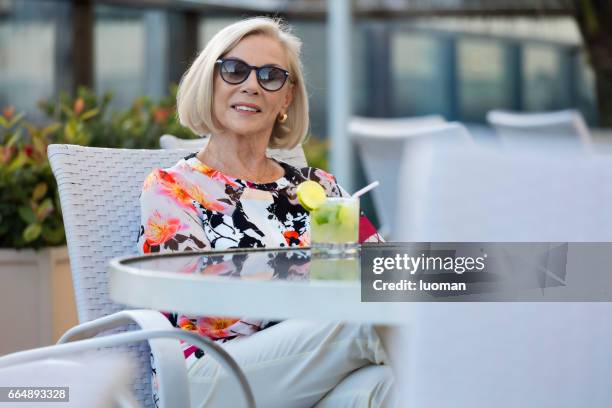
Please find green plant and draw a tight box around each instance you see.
[0,107,65,248]
[302,135,329,171]
[38,85,197,149]
[38,86,111,146]
[1,86,199,249]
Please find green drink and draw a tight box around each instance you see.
[310,197,359,253]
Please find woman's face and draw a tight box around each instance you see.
[213,34,294,139]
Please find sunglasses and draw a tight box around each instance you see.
[215,58,290,92]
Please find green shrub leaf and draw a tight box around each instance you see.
[35,198,54,220]
[7,112,25,128]
[42,224,65,244]
[7,151,27,172]
[18,206,38,224]
[32,182,48,201]
[23,223,42,242]
[6,129,22,148]
[80,108,99,121]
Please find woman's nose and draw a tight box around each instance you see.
[239,69,260,94]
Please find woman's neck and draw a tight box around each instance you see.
[196,132,283,183]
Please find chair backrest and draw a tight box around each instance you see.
[349,114,446,137]
[396,142,612,241]
[486,109,592,148]
[159,134,309,168]
[159,134,209,150]
[352,122,471,239]
[49,145,194,322]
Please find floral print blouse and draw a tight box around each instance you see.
[137,152,381,366]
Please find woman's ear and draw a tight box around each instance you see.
[282,83,295,111]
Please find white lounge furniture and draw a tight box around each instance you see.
[392,302,612,408]
[349,115,446,137]
[159,134,309,168]
[47,145,255,408]
[486,109,592,148]
[0,352,138,407]
[396,142,612,242]
[352,121,471,239]
[390,141,612,408]
[0,327,257,408]
[159,134,209,150]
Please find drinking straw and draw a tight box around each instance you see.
[352,181,379,199]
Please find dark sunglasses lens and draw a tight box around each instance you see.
[220,60,250,83]
[258,67,286,91]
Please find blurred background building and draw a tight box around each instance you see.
[0,0,598,136]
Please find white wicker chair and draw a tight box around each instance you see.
[0,349,138,407]
[396,142,612,241]
[159,134,309,168]
[47,144,255,408]
[351,122,471,240]
[159,134,209,150]
[391,143,612,408]
[0,327,259,408]
[486,109,592,148]
[348,114,446,137]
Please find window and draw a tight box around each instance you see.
[458,38,511,121]
[94,6,146,109]
[391,33,449,117]
[0,0,65,120]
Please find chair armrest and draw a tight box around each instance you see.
[57,310,172,343]
[2,328,255,408]
[58,310,189,407]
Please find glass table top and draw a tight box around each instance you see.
[120,246,366,283]
[115,242,612,301]
[110,244,412,323]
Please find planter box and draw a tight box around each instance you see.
[0,246,78,355]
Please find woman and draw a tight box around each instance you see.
[138,17,393,408]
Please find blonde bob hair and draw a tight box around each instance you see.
[176,17,309,149]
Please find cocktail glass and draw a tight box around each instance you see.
[310,196,359,254]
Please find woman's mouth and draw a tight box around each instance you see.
[231,104,262,114]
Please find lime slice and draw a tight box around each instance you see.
[314,206,334,225]
[338,204,357,228]
[296,180,326,211]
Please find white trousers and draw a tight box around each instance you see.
[188,320,394,408]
